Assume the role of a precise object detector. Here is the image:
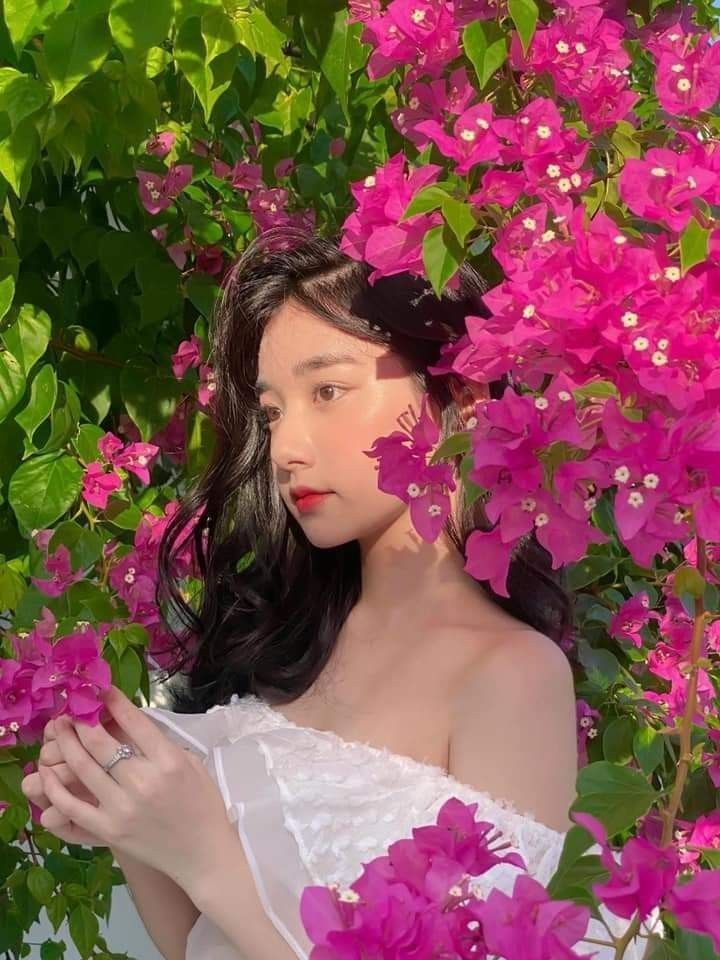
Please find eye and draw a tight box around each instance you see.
[314,384,344,403]
[258,384,345,428]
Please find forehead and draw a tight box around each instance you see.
[257,299,377,373]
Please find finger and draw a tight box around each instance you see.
[39,806,105,847]
[41,763,110,843]
[21,772,52,811]
[43,719,57,743]
[96,685,167,762]
[54,715,127,806]
[39,740,64,766]
[39,763,101,803]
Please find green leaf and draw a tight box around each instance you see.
[429,431,471,464]
[572,761,658,836]
[300,8,364,122]
[185,270,220,318]
[120,360,184,442]
[0,68,50,129]
[34,381,81,456]
[2,304,52,376]
[68,903,99,959]
[186,407,216,479]
[0,117,40,198]
[401,184,450,221]
[463,19,508,90]
[8,451,83,531]
[442,197,476,247]
[45,892,67,933]
[66,580,118,621]
[44,7,113,103]
[422,222,464,297]
[99,231,157,292]
[602,716,635,764]
[571,380,620,402]
[109,0,174,64]
[673,564,706,598]
[680,216,709,276]
[576,640,622,689]
[118,646,143,693]
[674,929,720,960]
[508,0,539,55]
[0,759,25,804]
[3,0,64,52]
[175,14,238,121]
[565,554,617,590]
[633,725,664,777]
[48,520,103,570]
[73,423,107,465]
[644,935,685,959]
[26,866,55,905]
[0,348,25,423]
[0,273,15,324]
[39,207,86,259]
[234,7,288,71]
[0,561,26,609]
[14,363,57,443]
[134,258,182,327]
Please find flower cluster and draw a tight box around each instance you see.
[300,796,720,959]
[81,431,160,510]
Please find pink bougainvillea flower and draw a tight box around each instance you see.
[363,393,456,542]
[618,146,718,233]
[81,461,124,509]
[136,163,193,215]
[30,544,84,598]
[609,592,661,648]
[172,334,204,379]
[30,627,112,725]
[464,526,513,598]
[572,811,680,922]
[576,698,601,766]
[392,66,476,149]
[212,159,264,191]
[96,431,159,485]
[341,152,444,282]
[274,157,294,178]
[360,0,461,82]
[146,131,176,157]
[197,362,217,408]
[472,872,591,960]
[195,245,225,276]
[415,102,502,175]
[654,28,720,117]
[111,441,160,485]
[665,868,720,952]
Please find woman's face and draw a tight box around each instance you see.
[256,298,428,548]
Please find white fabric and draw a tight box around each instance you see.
[139,694,663,960]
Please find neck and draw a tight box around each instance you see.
[355,508,478,628]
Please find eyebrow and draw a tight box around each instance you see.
[254,352,361,394]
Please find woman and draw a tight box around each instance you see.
[32,228,659,958]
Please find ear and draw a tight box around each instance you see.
[448,376,489,425]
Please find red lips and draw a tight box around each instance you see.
[290,486,331,502]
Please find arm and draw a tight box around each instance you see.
[113,847,201,960]
[183,830,306,960]
[449,629,578,833]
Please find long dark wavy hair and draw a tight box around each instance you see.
[155,228,574,713]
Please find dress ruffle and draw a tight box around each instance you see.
[139,697,664,960]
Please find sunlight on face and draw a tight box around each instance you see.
[256,298,427,548]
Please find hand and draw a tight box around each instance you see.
[34,685,237,892]
[22,714,132,847]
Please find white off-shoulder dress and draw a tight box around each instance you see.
[138,693,662,960]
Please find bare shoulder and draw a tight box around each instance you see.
[445,624,578,833]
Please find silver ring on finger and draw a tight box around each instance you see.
[103,743,138,774]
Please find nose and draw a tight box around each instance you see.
[269,409,316,473]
